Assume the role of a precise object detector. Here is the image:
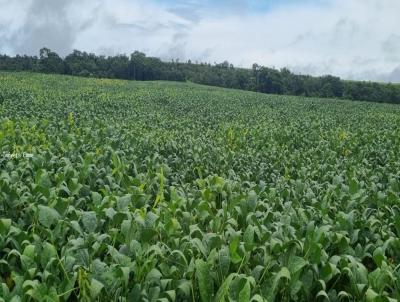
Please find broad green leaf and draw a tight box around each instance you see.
[229,236,242,264]
[177,280,191,298]
[36,169,52,189]
[81,211,97,233]
[38,205,60,228]
[288,256,307,275]
[244,225,255,251]
[251,294,265,302]
[41,242,57,268]
[0,219,11,235]
[372,247,384,268]
[316,290,329,301]
[238,280,251,302]
[214,273,236,302]
[90,278,104,299]
[91,192,102,205]
[146,268,162,283]
[118,266,130,287]
[218,246,230,276]
[349,179,359,195]
[365,288,378,302]
[196,259,214,302]
[268,267,291,300]
[117,194,132,211]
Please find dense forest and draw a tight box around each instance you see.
[1,47,400,104]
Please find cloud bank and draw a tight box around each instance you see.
[0,0,399,82]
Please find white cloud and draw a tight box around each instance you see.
[72,0,191,56]
[178,0,400,81]
[0,0,400,82]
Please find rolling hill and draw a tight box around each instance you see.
[1,72,400,301]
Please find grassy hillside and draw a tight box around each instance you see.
[1,72,400,301]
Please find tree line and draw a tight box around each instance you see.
[1,47,400,104]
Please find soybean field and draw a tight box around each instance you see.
[1,72,400,301]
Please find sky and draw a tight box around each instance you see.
[0,0,400,82]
